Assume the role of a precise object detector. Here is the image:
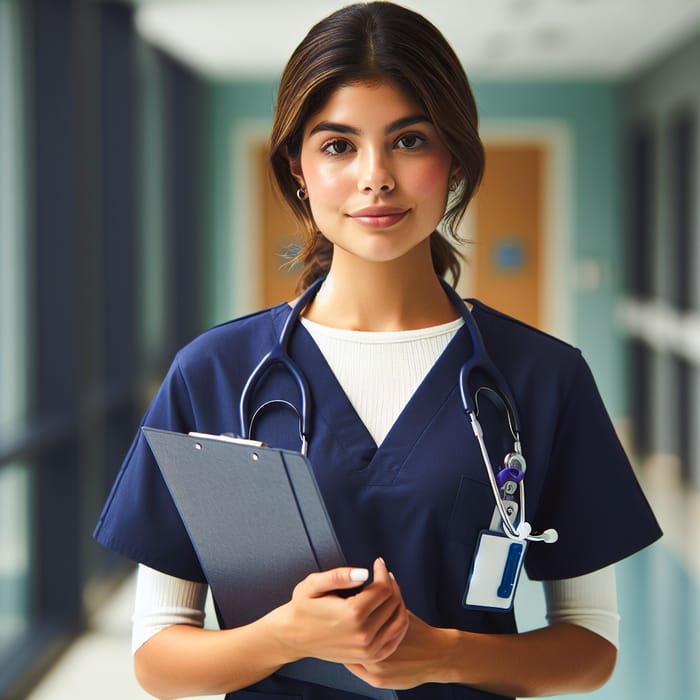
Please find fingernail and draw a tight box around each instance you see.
[350,568,369,582]
[389,571,396,581]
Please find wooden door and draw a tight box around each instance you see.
[460,143,545,330]
[255,141,303,307]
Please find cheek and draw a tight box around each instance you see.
[303,159,348,204]
[409,158,452,197]
[304,166,349,229]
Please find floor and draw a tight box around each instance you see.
[25,575,219,700]
[26,457,700,700]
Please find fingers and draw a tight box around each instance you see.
[362,566,409,660]
[286,558,407,664]
[295,566,370,598]
[297,556,390,598]
[343,558,408,661]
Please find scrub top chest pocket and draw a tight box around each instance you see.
[448,473,528,613]
[448,476,496,547]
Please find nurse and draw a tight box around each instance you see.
[94,2,662,699]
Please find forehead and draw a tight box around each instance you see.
[304,81,426,133]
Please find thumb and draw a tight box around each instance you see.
[300,566,369,598]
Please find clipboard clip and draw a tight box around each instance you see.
[188,432,267,448]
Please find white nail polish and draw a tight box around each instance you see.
[350,568,369,582]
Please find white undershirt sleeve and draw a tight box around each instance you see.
[131,563,620,656]
[131,563,208,654]
[129,320,620,656]
[543,564,620,648]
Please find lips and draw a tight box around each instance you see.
[348,207,409,229]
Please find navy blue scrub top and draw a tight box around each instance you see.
[94,298,662,700]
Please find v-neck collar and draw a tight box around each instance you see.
[272,303,476,485]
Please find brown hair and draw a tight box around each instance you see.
[269,1,484,291]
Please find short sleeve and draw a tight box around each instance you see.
[93,357,207,582]
[525,354,662,581]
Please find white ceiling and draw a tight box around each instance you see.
[133,0,700,80]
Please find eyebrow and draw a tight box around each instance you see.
[308,114,432,137]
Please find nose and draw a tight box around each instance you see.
[358,148,395,194]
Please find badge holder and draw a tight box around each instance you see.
[463,492,526,611]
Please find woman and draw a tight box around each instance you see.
[94,3,661,698]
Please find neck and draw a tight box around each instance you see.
[302,246,459,331]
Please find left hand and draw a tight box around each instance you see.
[345,611,454,690]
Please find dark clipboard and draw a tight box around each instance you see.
[142,427,398,700]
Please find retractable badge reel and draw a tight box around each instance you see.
[463,453,528,612]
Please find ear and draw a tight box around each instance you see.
[285,146,305,189]
[449,164,463,186]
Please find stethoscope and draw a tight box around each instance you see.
[239,276,557,544]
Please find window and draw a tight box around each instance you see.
[0,466,31,655]
[0,0,31,661]
[0,0,28,439]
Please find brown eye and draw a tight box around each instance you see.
[395,133,426,150]
[323,139,353,156]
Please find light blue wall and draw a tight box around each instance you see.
[203,79,278,326]
[203,78,627,412]
[472,80,625,413]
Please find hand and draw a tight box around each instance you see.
[346,611,453,690]
[267,557,409,666]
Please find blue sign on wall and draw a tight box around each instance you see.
[493,239,526,272]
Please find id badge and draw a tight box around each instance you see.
[463,530,527,611]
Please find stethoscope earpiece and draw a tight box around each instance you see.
[539,528,559,544]
[516,521,558,543]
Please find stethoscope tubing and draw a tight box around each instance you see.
[238,277,324,455]
[440,281,521,436]
[467,409,527,541]
[238,275,556,543]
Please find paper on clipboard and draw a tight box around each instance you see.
[142,427,398,700]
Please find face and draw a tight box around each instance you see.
[291,81,456,267]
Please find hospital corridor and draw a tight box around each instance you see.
[2,1,700,699]
[21,461,700,700]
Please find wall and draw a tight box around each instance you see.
[472,80,625,413]
[203,79,278,326]
[203,78,627,414]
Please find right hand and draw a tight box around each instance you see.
[265,557,409,666]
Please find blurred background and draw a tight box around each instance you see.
[0,0,699,698]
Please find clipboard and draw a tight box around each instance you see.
[143,427,398,700]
